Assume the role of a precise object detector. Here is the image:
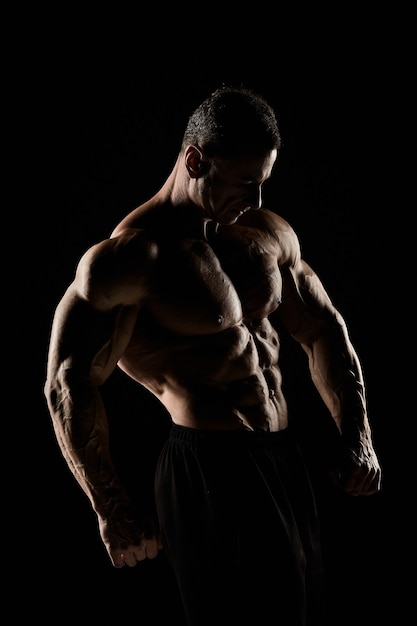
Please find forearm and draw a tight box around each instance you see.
[302,315,370,441]
[47,379,131,519]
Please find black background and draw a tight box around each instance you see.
[20,16,409,625]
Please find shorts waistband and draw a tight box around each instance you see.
[168,423,291,447]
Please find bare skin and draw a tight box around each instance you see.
[45,144,381,569]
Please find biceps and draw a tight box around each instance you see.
[279,266,337,342]
[49,292,137,385]
[91,305,139,381]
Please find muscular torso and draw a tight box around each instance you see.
[116,215,290,431]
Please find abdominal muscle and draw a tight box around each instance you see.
[118,318,289,432]
[159,378,289,432]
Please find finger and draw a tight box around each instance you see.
[144,537,162,559]
[328,467,342,487]
[340,466,378,496]
[110,551,127,568]
[120,548,141,567]
[132,543,147,563]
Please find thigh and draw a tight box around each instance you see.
[154,434,310,625]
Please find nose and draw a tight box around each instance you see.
[247,184,262,210]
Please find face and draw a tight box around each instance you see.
[198,149,278,224]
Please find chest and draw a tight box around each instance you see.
[147,236,282,335]
[214,234,283,318]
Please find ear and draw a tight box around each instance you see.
[185,145,207,178]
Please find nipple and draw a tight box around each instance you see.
[217,315,224,325]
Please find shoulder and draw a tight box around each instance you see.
[74,228,158,308]
[235,208,301,267]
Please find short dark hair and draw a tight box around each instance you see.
[181,86,282,159]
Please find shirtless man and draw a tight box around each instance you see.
[44,86,381,625]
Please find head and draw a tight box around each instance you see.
[180,86,282,224]
[182,85,281,159]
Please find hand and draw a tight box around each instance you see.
[329,441,382,496]
[98,514,163,568]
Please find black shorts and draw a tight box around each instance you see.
[155,424,325,626]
